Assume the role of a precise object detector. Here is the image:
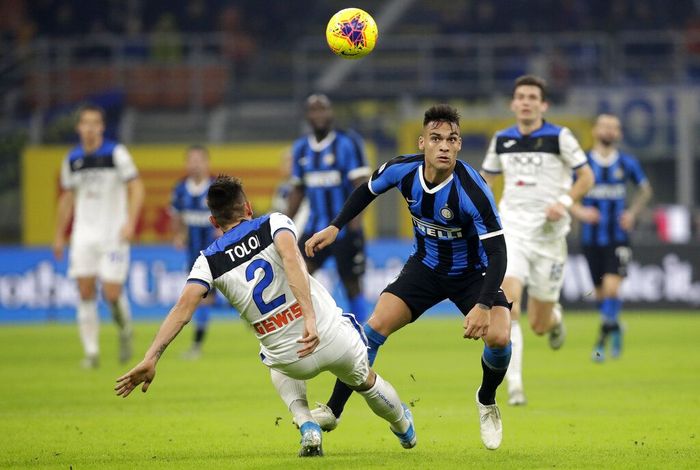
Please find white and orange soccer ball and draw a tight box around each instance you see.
[326,8,378,59]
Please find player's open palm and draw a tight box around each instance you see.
[304,226,339,257]
[115,359,156,397]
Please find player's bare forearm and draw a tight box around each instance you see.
[54,190,74,240]
[126,177,145,231]
[570,165,595,201]
[142,283,204,362]
[628,183,653,217]
[170,214,187,248]
[286,185,305,219]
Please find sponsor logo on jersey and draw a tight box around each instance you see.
[182,210,211,227]
[252,302,303,336]
[411,215,463,239]
[587,183,626,200]
[224,235,261,262]
[304,170,342,188]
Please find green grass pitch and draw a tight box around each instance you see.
[1,312,698,469]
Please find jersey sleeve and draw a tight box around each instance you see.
[269,212,298,239]
[481,135,502,174]
[462,165,504,240]
[341,132,372,181]
[625,155,648,186]
[60,157,77,190]
[558,128,588,169]
[368,156,413,195]
[187,254,213,292]
[289,139,305,186]
[113,144,139,182]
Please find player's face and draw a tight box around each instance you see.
[593,115,622,147]
[186,149,209,179]
[76,110,105,145]
[418,121,462,172]
[510,85,548,125]
[306,102,333,134]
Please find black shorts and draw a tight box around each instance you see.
[383,256,511,322]
[582,245,632,287]
[299,228,366,279]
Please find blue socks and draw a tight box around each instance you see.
[600,297,621,324]
[349,295,369,324]
[364,323,386,366]
[479,343,512,405]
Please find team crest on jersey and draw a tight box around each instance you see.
[440,205,454,220]
[323,153,335,166]
[614,167,624,180]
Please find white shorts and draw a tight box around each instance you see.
[269,316,369,387]
[505,234,567,303]
[68,240,130,283]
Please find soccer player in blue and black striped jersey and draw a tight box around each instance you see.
[170,145,220,359]
[304,104,512,450]
[571,114,652,361]
[287,94,371,323]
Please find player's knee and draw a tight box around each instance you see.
[486,329,510,348]
[531,321,549,336]
[102,288,121,304]
[78,286,96,301]
[351,369,376,392]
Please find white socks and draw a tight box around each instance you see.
[77,299,99,357]
[506,319,523,392]
[269,368,313,425]
[358,374,409,434]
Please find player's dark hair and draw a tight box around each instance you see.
[207,175,247,225]
[186,144,209,158]
[75,103,106,123]
[513,75,547,101]
[423,104,460,127]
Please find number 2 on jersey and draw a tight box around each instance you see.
[245,259,286,314]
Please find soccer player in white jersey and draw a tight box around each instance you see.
[53,104,145,369]
[481,76,594,405]
[115,176,416,457]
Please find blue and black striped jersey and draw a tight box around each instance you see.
[369,155,503,276]
[580,150,647,247]
[291,130,371,238]
[171,177,218,265]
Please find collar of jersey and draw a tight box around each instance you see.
[589,149,620,168]
[307,131,337,152]
[185,177,211,197]
[418,165,453,194]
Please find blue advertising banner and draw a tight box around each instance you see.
[1,241,698,323]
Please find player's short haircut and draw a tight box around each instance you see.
[186,144,209,158]
[306,93,332,109]
[423,104,460,127]
[513,75,547,101]
[75,103,106,123]
[207,175,247,225]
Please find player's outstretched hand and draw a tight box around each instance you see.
[115,359,156,397]
[297,318,320,358]
[463,304,490,340]
[304,226,339,257]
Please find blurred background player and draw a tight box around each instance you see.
[116,176,416,456]
[270,148,309,230]
[170,145,219,359]
[52,104,145,369]
[286,94,371,323]
[481,75,594,405]
[571,114,652,362]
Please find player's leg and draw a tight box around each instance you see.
[584,245,608,361]
[298,231,329,275]
[477,300,512,450]
[335,228,369,323]
[100,244,132,363]
[183,292,214,360]
[527,238,567,350]
[324,320,415,449]
[76,276,100,368]
[319,257,439,425]
[501,235,530,405]
[269,368,322,457]
[600,272,624,358]
[69,242,101,368]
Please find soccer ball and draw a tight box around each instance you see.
[326,8,378,59]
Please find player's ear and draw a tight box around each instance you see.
[209,215,220,230]
[244,201,253,218]
[541,100,549,113]
[418,135,425,150]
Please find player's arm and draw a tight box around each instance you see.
[121,177,145,242]
[273,229,319,357]
[170,211,187,249]
[286,184,305,219]
[304,183,376,257]
[53,189,74,261]
[115,282,206,397]
[621,181,652,231]
[479,171,498,187]
[480,135,502,189]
